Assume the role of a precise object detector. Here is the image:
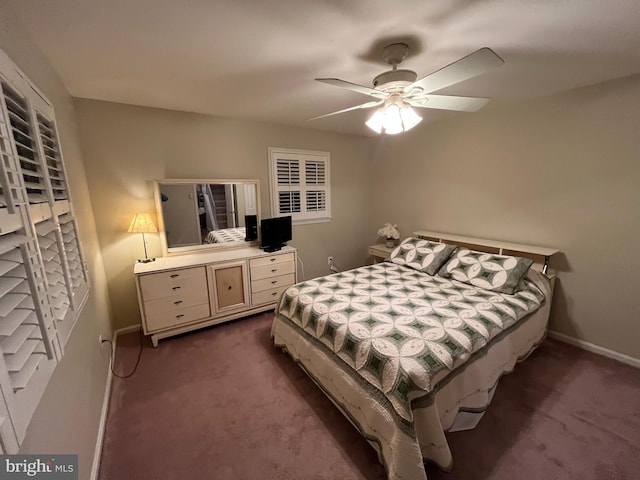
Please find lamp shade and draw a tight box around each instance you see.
[128,213,158,234]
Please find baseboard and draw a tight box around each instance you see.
[114,324,143,336]
[90,324,142,480]
[548,330,640,368]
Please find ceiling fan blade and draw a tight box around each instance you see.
[407,94,490,112]
[406,47,504,94]
[309,100,384,121]
[316,78,388,99]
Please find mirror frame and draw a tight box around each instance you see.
[154,178,261,256]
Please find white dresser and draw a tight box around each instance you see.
[134,246,297,346]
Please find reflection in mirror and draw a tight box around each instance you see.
[155,180,259,254]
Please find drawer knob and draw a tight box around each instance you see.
[172,286,181,291]
[176,314,184,319]
[227,285,232,290]
[271,292,277,296]
[271,280,277,285]
[270,258,276,262]
[170,274,180,278]
[174,300,183,305]
[271,268,277,273]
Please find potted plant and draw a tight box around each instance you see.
[377,223,400,248]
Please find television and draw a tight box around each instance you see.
[260,216,292,252]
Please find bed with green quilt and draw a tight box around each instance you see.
[271,232,558,480]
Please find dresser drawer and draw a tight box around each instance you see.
[143,279,209,308]
[143,290,210,317]
[251,273,296,293]
[251,261,295,281]
[144,302,211,332]
[138,266,207,301]
[252,285,290,306]
[249,252,295,268]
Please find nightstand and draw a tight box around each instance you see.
[368,244,395,264]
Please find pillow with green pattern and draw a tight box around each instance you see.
[388,237,457,275]
[438,249,533,294]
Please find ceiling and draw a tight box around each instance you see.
[7,0,640,136]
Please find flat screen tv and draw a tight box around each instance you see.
[260,216,292,252]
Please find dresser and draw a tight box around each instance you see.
[134,246,297,346]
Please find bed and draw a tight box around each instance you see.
[204,226,246,244]
[271,230,559,480]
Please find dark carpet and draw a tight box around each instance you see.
[99,312,640,480]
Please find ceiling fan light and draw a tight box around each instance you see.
[400,105,422,131]
[381,103,403,134]
[366,102,422,135]
[365,109,384,133]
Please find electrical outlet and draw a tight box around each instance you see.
[327,256,333,267]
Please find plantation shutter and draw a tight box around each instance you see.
[275,159,301,215]
[0,47,89,451]
[59,213,86,290]
[269,148,331,224]
[304,160,327,213]
[1,82,47,205]
[5,85,76,349]
[36,114,67,201]
[0,233,48,391]
[31,108,88,343]
[34,219,70,329]
[0,93,27,214]
[0,226,59,445]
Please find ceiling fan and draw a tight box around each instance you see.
[312,43,504,134]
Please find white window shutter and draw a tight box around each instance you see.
[35,114,67,201]
[0,47,89,451]
[34,219,70,328]
[269,148,330,224]
[0,229,59,445]
[2,83,49,206]
[0,100,27,213]
[29,102,88,345]
[59,213,86,290]
[276,159,300,186]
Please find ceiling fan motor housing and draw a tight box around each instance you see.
[373,69,418,88]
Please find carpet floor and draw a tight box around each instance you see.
[99,312,640,480]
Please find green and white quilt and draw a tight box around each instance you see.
[275,262,545,424]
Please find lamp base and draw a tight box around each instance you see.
[137,258,156,263]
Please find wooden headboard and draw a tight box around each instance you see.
[413,230,560,274]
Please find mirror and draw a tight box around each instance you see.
[154,179,261,255]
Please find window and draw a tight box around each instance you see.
[0,48,89,452]
[268,148,330,224]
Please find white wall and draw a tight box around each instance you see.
[0,5,113,479]
[369,74,640,359]
[73,99,374,330]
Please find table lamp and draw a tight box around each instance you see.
[128,213,157,263]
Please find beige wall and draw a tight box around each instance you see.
[74,99,374,330]
[0,5,113,479]
[369,74,640,359]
